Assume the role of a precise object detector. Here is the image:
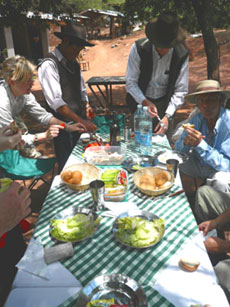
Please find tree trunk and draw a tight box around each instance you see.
[191,0,220,82]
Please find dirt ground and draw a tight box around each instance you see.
[23,28,230,239]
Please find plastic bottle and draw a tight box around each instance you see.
[133,104,142,151]
[110,111,121,146]
[139,106,152,155]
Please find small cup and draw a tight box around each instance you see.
[166,159,179,178]
[89,180,105,211]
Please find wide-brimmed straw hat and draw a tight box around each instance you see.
[185,80,230,104]
[145,13,185,48]
[54,23,94,47]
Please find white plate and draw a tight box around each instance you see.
[156,150,188,164]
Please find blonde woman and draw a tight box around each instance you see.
[0,55,86,168]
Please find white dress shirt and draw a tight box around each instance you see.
[38,48,88,112]
[126,42,189,116]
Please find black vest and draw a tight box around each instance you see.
[126,38,189,113]
[39,53,86,122]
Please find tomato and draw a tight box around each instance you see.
[60,123,66,128]
[84,142,101,151]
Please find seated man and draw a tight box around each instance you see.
[196,185,230,302]
[174,80,230,192]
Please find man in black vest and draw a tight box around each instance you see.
[38,23,97,172]
[126,12,189,139]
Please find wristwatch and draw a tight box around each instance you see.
[165,113,172,120]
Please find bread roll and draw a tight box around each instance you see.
[62,170,82,185]
[155,171,169,188]
[62,170,72,182]
[182,123,195,129]
[180,255,200,272]
[139,174,156,190]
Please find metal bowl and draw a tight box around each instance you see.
[49,207,99,243]
[155,150,188,165]
[76,274,148,307]
[112,210,165,249]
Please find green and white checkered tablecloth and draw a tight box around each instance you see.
[33,136,198,307]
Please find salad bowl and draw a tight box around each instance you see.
[112,210,165,249]
[49,207,100,243]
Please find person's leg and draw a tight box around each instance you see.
[207,171,230,193]
[53,130,80,173]
[0,226,26,305]
[214,259,230,303]
[195,185,230,223]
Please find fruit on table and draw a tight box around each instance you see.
[0,178,13,192]
[84,142,101,151]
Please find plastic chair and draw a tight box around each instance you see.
[0,150,56,190]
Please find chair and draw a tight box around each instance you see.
[0,150,56,190]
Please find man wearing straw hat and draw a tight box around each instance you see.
[38,23,97,172]
[175,79,230,192]
[126,12,189,139]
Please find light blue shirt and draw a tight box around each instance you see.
[174,107,230,172]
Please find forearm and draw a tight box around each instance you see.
[214,209,230,229]
[55,105,83,123]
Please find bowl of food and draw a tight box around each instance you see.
[50,207,101,243]
[84,144,126,165]
[112,210,165,249]
[133,166,174,196]
[61,163,100,191]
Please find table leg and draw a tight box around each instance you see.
[88,85,106,108]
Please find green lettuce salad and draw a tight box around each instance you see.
[50,213,101,242]
[116,216,164,248]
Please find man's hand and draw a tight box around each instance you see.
[154,116,169,135]
[79,119,97,132]
[183,126,205,146]
[204,236,230,254]
[142,99,158,117]
[67,122,87,133]
[199,219,217,236]
[0,182,31,236]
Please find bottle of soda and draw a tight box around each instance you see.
[134,104,142,151]
[110,111,121,146]
[139,106,152,155]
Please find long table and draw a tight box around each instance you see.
[8,135,228,306]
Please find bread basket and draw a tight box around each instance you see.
[61,163,100,191]
[133,167,174,196]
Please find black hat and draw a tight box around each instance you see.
[145,13,184,48]
[54,23,94,47]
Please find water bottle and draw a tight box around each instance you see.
[134,104,142,151]
[139,106,152,155]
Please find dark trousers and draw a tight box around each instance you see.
[0,226,26,306]
[53,129,80,173]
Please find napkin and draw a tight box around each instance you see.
[16,237,48,279]
[15,238,80,288]
[5,287,80,307]
[102,201,138,217]
[153,232,229,307]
